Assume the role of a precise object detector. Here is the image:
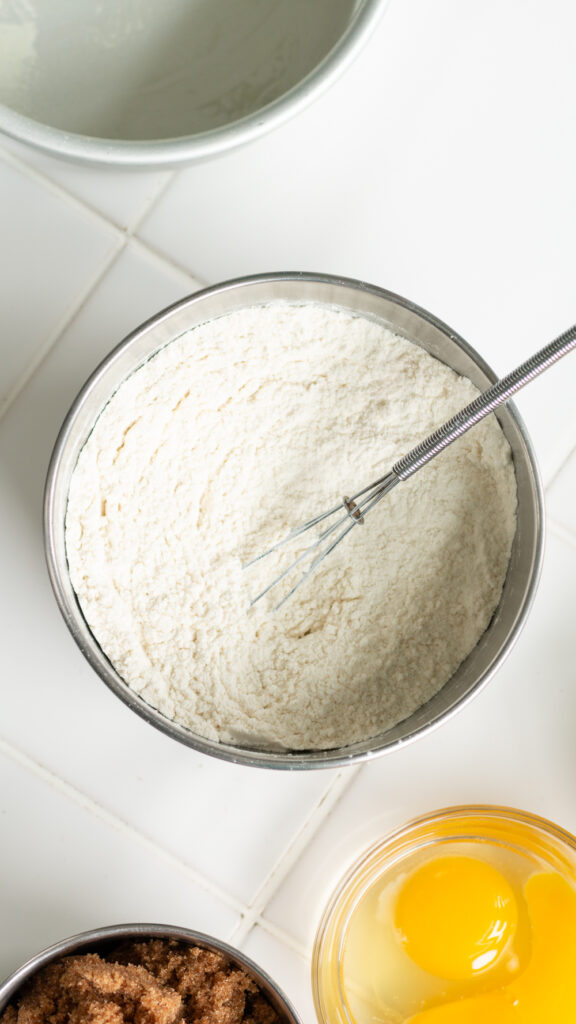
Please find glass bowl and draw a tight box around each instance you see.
[312,804,576,1024]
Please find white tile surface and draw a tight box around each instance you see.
[1,0,576,1015]
[0,745,239,981]
[241,927,314,1024]
[0,156,120,413]
[1,137,174,232]
[547,447,576,539]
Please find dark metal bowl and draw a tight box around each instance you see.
[0,923,301,1024]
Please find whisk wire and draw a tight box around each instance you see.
[244,323,576,611]
[244,470,399,609]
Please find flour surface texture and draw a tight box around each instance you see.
[65,303,517,751]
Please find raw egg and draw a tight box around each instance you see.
[405,871,576,1021]
[312,810,576,1024]
[338,851,576,1021]
[394,855,518,980]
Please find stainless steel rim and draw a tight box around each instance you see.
[0,1,388,167]
[0,922,301,1023]
[43,271,544,770]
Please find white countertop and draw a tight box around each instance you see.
[1,0,575,1014]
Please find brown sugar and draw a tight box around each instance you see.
[0,940,283,1024]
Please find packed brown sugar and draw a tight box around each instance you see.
[0,940,282,1024]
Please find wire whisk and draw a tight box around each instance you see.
[244,323,576,610]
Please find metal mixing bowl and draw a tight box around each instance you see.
[44,272,544,770]
[0,923,301,1023]
[0,0,388,167]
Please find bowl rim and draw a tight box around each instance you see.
[43,270,545,771]
[315,803,576,906]
[0,922,302,1023]
[0,0,388,167]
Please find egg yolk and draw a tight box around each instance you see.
[404,871,576,1022]
[395,855,518,980]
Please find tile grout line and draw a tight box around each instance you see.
[125,167,179,237]
[230,766,362,947]
[124,166,209,286]
[0,230,204,426]
[0,734,247,919]
[253,912,327,965]
[0,144,127,238]
[0,142,206,288]
[245,915,312,963]
[128,232,208,291]
[0,239,126,424]
[0,141,177,242]
[0,157,202,424]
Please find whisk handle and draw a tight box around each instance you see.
[392,323,576,481]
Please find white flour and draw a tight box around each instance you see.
[65,302,517,751]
